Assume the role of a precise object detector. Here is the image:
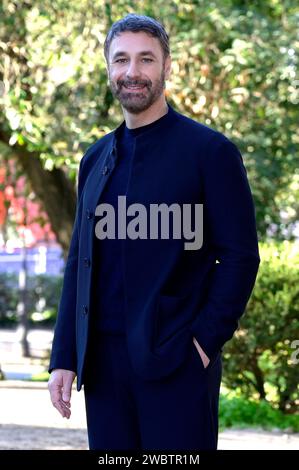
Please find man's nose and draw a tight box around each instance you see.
[126,60,141,79]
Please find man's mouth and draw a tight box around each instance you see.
[123,84,146,90]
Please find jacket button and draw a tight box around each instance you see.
[102,166,109,175]
[84,257,91,268]
[86,209,93,219]
[82,305,88,315]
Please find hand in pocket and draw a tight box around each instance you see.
[192,337,210,369]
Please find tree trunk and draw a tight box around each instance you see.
[17,242,30,358]
[0,130,76,257]
[252,355,266,400]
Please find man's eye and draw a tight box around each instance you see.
[142,58,153,63]
[115,58,127,63]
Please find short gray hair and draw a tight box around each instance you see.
[104,13,170,62]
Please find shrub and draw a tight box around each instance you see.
[0,273,19,325]
[219,391,299,432]
[222,241,299,414]
[0,273,62,327]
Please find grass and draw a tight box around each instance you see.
[30,371,49,382]
[219,390,299,432]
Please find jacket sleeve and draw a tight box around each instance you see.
[189,136,260,361]
[48,157,85,374]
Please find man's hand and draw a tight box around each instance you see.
[192,337,210,369]
[48,369,76,419]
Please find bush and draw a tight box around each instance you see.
[219,390,299,432]
[0,273,62,327]
[26,274,63,326]
[0,273,20,325]
[222,241,299,414]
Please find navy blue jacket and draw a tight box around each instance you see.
[49,103,260,391]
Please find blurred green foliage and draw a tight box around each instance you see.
[0,0,298,428]
[0,273,62,326]
[0,0,298,242]
[0,273,19,324]
[219,390,299,431]
[222,241,299,413]
[30,371,50,382]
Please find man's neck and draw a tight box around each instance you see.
[123,96,168,129]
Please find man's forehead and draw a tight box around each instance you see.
[109,31,162,56]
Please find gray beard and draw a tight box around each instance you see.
[110,73,165,114]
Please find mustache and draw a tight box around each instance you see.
[117,79,152,88]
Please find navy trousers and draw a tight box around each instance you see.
[83,331,222,451]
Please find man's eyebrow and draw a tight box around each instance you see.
[138,51,157,57]
[111,50,157,60]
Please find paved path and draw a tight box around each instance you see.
[0,381,298,450]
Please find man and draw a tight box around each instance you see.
[48,14,260,450]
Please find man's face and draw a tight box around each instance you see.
[107,31,171,114]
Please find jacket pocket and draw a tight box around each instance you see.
[154,293,194,347]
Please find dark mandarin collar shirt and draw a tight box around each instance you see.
[91,110,170,332]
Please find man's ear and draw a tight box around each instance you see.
[164,55,172,80]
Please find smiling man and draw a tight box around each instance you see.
[48,14,260,451]
[108,30,169,117]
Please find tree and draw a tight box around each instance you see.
[0,0,298,254]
